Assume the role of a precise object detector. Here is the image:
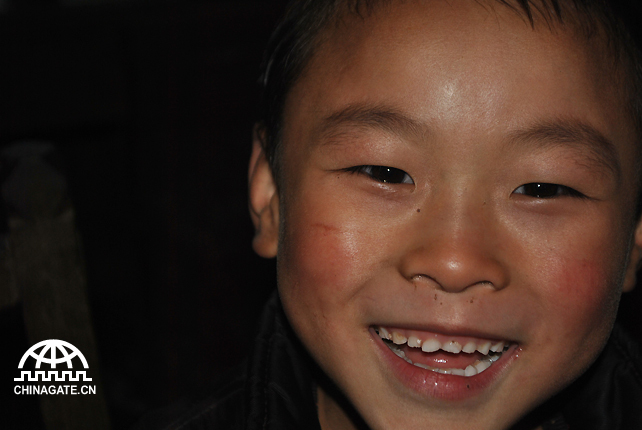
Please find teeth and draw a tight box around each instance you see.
[442,341,462,354]
[376,327,510,376]
[392,348,406,359]
[462,342,477,353]
[475,360,491,373]
[392,332,407,345]
[465,365,478,377]
[388,342,401,351]
[477,342,491,355]
[404,352,501,377]
[407,335,422,348]
[450,368,465,376]
[490,341,505,353]
[421,338,441,353]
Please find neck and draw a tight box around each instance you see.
[317,384,366,430]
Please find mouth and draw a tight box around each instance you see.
[374,325,513,377]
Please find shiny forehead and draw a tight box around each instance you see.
[261,0,641,174]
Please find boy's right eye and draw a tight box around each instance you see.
[347,165,414,185]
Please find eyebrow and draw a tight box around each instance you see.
[317,105,622,181]
[506,119,622,181]
[317,104,425,143]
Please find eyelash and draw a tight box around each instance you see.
[346,165,414,184]
[345,167,584,199]
[512,183,585,199]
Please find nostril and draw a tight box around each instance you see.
[400,241,510,293]
[409,274,500,293]
[410,274,459,292]
[411,274,439,285]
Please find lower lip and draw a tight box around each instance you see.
[370,328,520,401]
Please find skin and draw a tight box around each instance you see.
[249,1,642,429]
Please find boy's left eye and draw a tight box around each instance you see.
[348,165,414,184]
[513,183,584,198]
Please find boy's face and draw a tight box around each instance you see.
[250,1,642,429]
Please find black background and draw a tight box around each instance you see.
[1,1,285,427]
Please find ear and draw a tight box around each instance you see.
[248,127,279,258]
[623,217,642,292]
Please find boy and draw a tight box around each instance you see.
[163,0,642,429]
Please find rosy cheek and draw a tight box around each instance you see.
[278,217,372,345]
[556,259,603,303]
[282,219,362,300]
[544,256,619,339]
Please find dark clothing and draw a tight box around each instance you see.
[145,293,642,430]
[140,293,321,430]
[545,319,642,430]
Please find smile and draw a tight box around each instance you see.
[374,326,511,377]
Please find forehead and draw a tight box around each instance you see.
[290,1,613,119]
[281,0,637,187]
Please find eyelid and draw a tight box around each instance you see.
[346,165,414,185]
[512,182,585,199]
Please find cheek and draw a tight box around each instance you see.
[549,258,620,327]
[512,213,629,359]
[282,222,357,291]
[517,211,628,321]
[277,203,373,325]
[529,238,625,357]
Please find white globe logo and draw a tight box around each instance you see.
[18,339,89,369]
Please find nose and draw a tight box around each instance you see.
[399,195,509,293]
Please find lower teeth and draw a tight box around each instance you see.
[385,341,503,377]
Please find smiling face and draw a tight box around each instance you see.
[249,1,642,429]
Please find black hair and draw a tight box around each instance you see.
[257,0,642,207]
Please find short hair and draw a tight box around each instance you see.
[257,0,642,194]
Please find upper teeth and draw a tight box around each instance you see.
[376,326,506,356]
[376,326,509,377]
